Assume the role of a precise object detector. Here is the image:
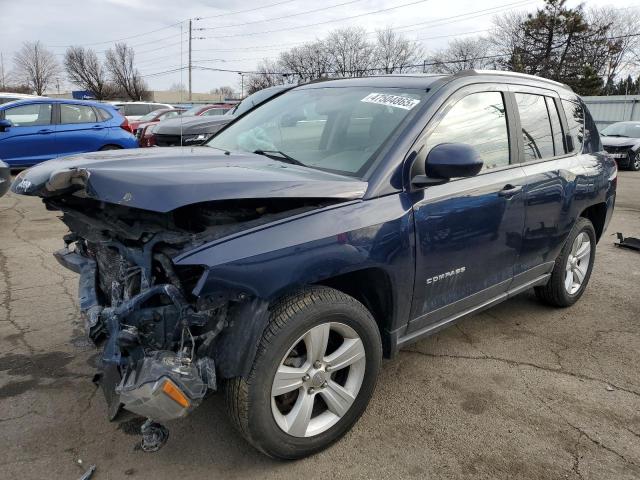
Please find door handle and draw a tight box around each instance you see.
[498,184,523,198]
[91,125,104,130]
[37,128,54,134]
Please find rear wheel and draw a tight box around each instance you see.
[224,286,382,459]
[98,145,122,151]
[535,217,596,307]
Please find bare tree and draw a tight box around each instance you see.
[427,37,496,74]
[211,85,235,98]
[12,41,60,95]
[279,41,333,82]
[64,46,114,100]
[105,43,148,100]
[587,6,640,92]
[169,82,186,92]
[245,59,286,95]
[326,27,375,77]
[374,27,422,73]
[489,11,527,70]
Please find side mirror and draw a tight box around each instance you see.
[0,119,12,132]
[415,143,483,185]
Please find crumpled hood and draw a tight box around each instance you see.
[11,147,367,212]
[154,115,234,135]
[600,136,640,149]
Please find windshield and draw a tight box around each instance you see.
[601,122,640,138]
[207,87,425,177]
[182,105,206,116]
[138,109,165,122]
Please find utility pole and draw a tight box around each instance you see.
[0,52,5,90]
[188,19,192,101]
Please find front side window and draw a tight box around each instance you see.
[60,104,98,124]
[426,91,510,171]
[207,87,425,177]
[3,103,52,126]
[562,99,584,152]
[515,93,554,161]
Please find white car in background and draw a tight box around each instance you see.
[108,101,173,121]
[0,92,45,105]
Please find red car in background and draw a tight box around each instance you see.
[130,108,186,136]
[137,103,235,147]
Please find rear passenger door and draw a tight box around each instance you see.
[509,86,582,285]
[408,85,526,335]
[55,103,107,157]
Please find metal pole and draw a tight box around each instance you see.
[188,19,192,102]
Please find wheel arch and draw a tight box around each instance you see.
[315,267,394,357]
[579,202,607,242]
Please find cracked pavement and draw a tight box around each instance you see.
[0,172,639,479]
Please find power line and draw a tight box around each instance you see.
[196,0,367,31]
[195,0,302,20]
[199,0,431,40]
[49,21,185,48]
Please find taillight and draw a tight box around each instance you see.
[121,118,133,134]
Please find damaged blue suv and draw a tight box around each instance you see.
[12,71,616,459]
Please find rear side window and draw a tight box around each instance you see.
[60,104,98,124]
[426,91,510,171]
[96,108,112,121]
[546,98,565,156]
[562,99,585,152]
[515,93,554,161]
[3,103,52,126]
[123,104,151,116]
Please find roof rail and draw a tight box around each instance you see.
[452,70,572,91]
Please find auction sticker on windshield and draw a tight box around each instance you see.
[361,93,420,110]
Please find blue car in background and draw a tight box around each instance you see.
[0,98,137,168]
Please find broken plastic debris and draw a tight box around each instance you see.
[78,464,96,480]
[606,385,615,392]
[140,419,169,452]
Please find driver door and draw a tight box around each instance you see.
[407,85,526,335]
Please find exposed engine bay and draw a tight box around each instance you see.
[48,195,332,447]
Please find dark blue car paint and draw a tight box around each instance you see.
[0,98,137,168]
[11,72,617,378]
[13,147,367,211]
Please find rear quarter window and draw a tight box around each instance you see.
[561,99,585,153]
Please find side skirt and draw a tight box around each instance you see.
[391,272,551,354]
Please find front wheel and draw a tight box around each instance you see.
[629,150,640,171]
[224,286,382,459]
[535,217,596,307]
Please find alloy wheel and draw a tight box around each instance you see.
[271,322,366,438]
[564,232,591,295]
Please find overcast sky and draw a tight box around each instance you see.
[1,0,638,95]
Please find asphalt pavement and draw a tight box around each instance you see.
[0,172,638,479]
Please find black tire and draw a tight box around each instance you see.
[629,151,640,171]
[99,145,122,151]
[534,217,596,307]
[224,286,382,459]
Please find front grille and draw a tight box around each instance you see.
[603,145,630,154]
[155,134,183,147]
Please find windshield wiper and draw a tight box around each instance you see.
[605,134,628,137]
[253,149,306,166]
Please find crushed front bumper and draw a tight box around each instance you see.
[54,247,212,422]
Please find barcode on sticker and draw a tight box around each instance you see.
[361,93,420,110]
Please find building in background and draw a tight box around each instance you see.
[582,95,640,130]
